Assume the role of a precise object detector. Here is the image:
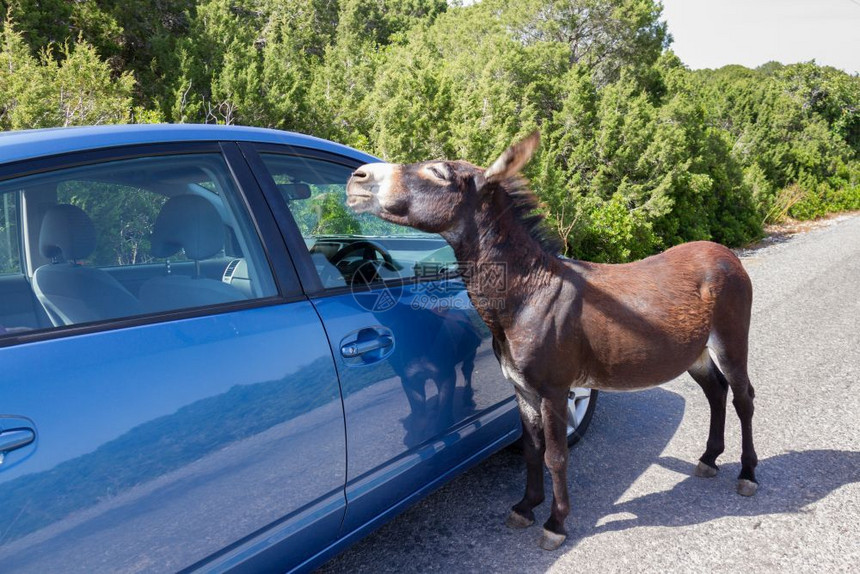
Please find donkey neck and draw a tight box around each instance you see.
[441,199,560,337]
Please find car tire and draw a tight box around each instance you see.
[509,388,598,453]
[567,388,597,446]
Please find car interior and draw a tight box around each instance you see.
[0,154,276,334]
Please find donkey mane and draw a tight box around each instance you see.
[492,176,563,256]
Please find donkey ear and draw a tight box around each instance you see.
[484,131,540,184]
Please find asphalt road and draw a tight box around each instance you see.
[318,214,860,574]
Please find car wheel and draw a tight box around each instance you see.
[567,388,597,446]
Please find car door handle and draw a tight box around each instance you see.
[0,428,35,466]
[341,335,393,358]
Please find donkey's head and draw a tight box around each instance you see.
[346,132,540,236]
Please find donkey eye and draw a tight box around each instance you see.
[428,165,449,181]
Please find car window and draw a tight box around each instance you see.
[0,153,278,333]
[55,180,175,267]
[0,191,21,275]
[258,153,457,289]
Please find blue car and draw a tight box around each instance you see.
[0,125,596,573]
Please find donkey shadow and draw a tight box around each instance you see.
[562,390,860,542]
[579,450,860,535]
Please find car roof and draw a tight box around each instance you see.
[0,124,378,166]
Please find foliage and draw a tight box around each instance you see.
[691,62,860,223]
[0,19,135,129]
[576,193,657,263]
[2,1,859,262]
[290,187,362,236]
[58,183,167,266]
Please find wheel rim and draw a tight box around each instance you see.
[567,387,592,435]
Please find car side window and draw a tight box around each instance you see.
[55,180,178,267]
[0,191,21,275]
[0,153,278,334]
[258,153,458,289]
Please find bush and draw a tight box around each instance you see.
[3,1,859,263]
[576,194,658,263]
[788,184,827,220]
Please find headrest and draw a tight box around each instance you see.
[39,204,97,262]
[151,195,224,260]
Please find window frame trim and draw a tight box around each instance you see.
[0,141,303,349]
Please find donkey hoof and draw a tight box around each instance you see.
[694,461,718,478]
[737,479,758,497]
[505,510,534,529]
[539,529,566,551]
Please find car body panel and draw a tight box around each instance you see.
[0,304,345,572]
[308,282,517,537]
[0,124,378,167]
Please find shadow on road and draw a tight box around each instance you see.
[320,387,686,572]
[585,450,860,535]
[565,392,860,546]
[318,387,860,573]
[561,387,686,540]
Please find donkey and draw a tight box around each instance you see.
[345,132,758,550]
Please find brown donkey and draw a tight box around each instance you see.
[345,133,758,550]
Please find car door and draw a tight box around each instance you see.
[242,144,519,536]
[0,143,345,573]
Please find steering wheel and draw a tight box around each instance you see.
[329,240,401,283]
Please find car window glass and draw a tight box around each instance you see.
[56,181,178,267]
[258,153,457,289]
[0,153,278,335]
[0,191,21,274]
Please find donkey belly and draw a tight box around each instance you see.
[576,369,687,392]
[578,336,708,392]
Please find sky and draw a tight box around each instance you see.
[660,0,860,75]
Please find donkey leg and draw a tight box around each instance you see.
[688,352,728,478]
[538,390,571,551]
[507,388,545,529]
[714,344,759,495]
[728,368,758,496]
[400,373,427,419]
[711,278,758,496]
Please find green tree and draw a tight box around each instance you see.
[2,0,858,263]
[0,19,134,129]
[692,61,860,222]
[494,0,670,86]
